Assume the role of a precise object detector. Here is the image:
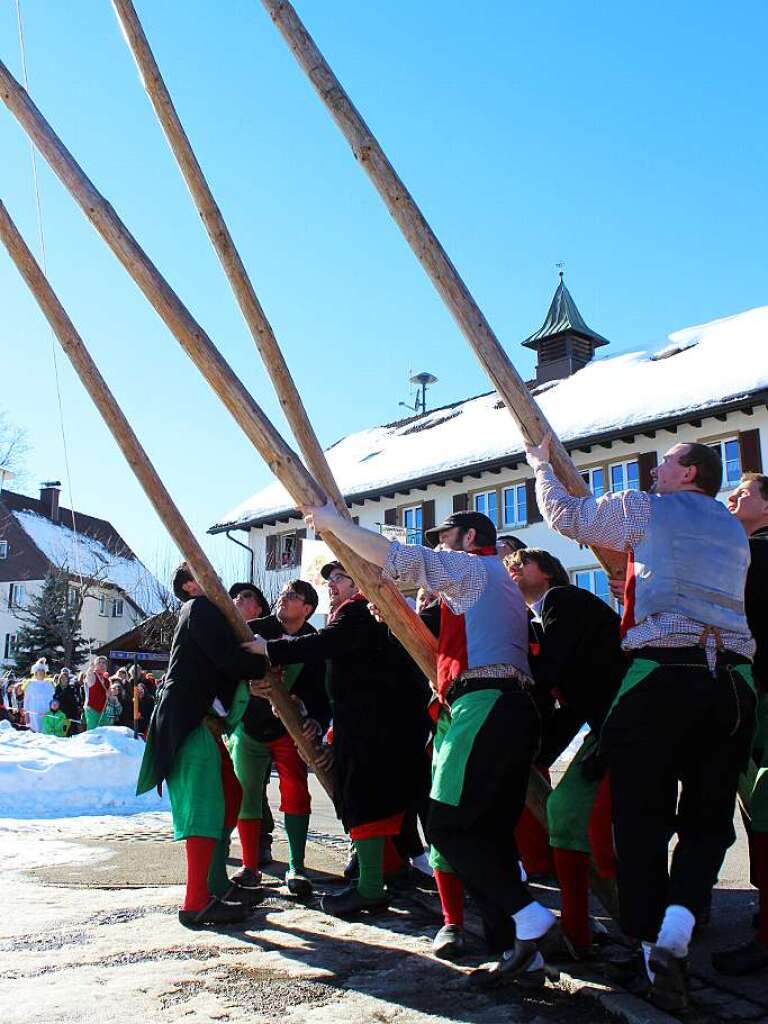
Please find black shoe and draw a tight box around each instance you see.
[712,939,768,976]
[343,851,359,880]
[222,879,264,907]
[231,866,262,888]
[469,923,558,991]
[432,924,466,961]
[258,841,273,868]
[539,928,593,964]
[648,946,689,1012]
[515,966,547,990]
[320,885,389,918]
[286,868,313,899]
[178,896,250,929]
[603,950,650,997]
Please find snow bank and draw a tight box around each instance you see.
[0,721,169,819]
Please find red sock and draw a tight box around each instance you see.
[434,868,465,927]
[183,836,216,911]
[382,837,405,878]
[237,818,262,871]
[752,831,768,947]
[587,777,616,879]
[552,847,591,950]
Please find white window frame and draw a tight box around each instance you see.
[572,566,617,610]
[581,466,607,498]
[3,633,16,660]
[474,489,498,526]
[502,483,527,527]
[111,597,124,618]
[0,540,8,559]
[609,459,640,493]
[708,436,742,490]
[8,583,25,609]
[67,586,79,609]
[98,594,108,617]
[279,532,298,568]
[402,504,423,545]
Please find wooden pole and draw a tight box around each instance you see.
[0,58,438,684]
[258,0,626,578]
[0,198,334,797]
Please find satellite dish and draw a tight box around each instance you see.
[400,371,439,415]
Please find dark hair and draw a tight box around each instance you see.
[172,562,195,602]
[742,472,768,501]
[678,443,722,498]
[497,534,527,553]
[508,547,570,588]
[457,523,497,549]
[287,579,319,614]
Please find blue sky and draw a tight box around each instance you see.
[1,1,766,582]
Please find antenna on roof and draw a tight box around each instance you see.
[399,371,438,416]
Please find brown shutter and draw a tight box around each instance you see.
[421,500,435,533]
[452,492,468,513]
[352,516,359,525]
[265,534,277,571]
[739,429,763,473]
[384,508,398,526]
[638,450,658,492]
[294,528,307,566]
[525,478,542,523]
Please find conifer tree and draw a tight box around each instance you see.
[13,569,90,672]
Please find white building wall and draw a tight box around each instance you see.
[244,408,767,609]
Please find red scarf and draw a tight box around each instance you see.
[328,591,368,624]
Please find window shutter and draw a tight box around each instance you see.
[294,528,307,566]
[384,508,398,526]
[739,429,763,473]
[452,492,468,513]
[638,450,658,492]
[265,534,278,571]
[352,516,359,525]
[525,479,542,523]
[422,500,435,534]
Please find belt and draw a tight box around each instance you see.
[632,646,750,669]
[445,674,534,707]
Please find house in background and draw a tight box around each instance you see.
[0,479,164,670]
[209,281,767,613]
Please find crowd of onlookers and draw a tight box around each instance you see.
[0,656,160,737]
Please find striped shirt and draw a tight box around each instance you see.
[534,464,755,664]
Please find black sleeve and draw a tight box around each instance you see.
[534,589,584,692]
[293,659,331,731]
[267,612,366,666]
[188,598,267,680]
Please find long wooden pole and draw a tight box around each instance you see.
[0,198,333,797]
[258,0,626,578]
[0,58,438,684]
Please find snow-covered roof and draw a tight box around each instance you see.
[211,304,768,532]
[13,510,165,615]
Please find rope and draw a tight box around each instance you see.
[14,0,93,657]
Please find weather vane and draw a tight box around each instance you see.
[555,261,565,281]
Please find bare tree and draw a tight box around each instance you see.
[0,410,30,487]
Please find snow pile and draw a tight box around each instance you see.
[215,304,768,528]
[0,721,169,819]
[14,510,164,615]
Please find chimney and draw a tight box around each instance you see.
[40,480,61,522]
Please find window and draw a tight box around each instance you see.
[502,484,527,526]
[8,583,25,609]
[3,634,16,660]
[279,533,298,568]
[708,438,741,489]
[402,505,423,545]
[474,489,498,525]
[573,568,612,607]
[610,460,640,492]
[111,598,124,618]
[581,467,606,498]
[98,594,108,616]
[0,540,8,559]
[67,586,79,609]
[266,530,304,572]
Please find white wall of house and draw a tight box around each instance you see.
[243,408,766,613]
[0,578,145,671]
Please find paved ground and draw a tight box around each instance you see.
[1,775,766,1024]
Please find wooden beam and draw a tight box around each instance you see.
[0,58,438,686]
[0,198,334,796]
[259,0,625,578]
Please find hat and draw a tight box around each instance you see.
[31,658,49,675]
[229,582,259,599]
[424,511,497,549]
[320,560,349,581]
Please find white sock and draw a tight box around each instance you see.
[656,904,695,957]
[642,941,655,982]
[518,860,528,883]
[512,900,556,941]
[410,852,434,876]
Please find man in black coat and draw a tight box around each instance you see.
[508,547,626,955]
[229,579,330,898]
[137,563,267,928]
[243,560,426,918]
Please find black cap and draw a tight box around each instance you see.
[424,511,497,548]
[320,560,348,581]
[229,582,256,599]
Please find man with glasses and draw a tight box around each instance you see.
[276,506,555,989]
[229,579,328,898]
[243,560,427,919]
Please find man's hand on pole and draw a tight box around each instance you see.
[300,499,342,535]
[243,636,268,657]
[524,432,552,473]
